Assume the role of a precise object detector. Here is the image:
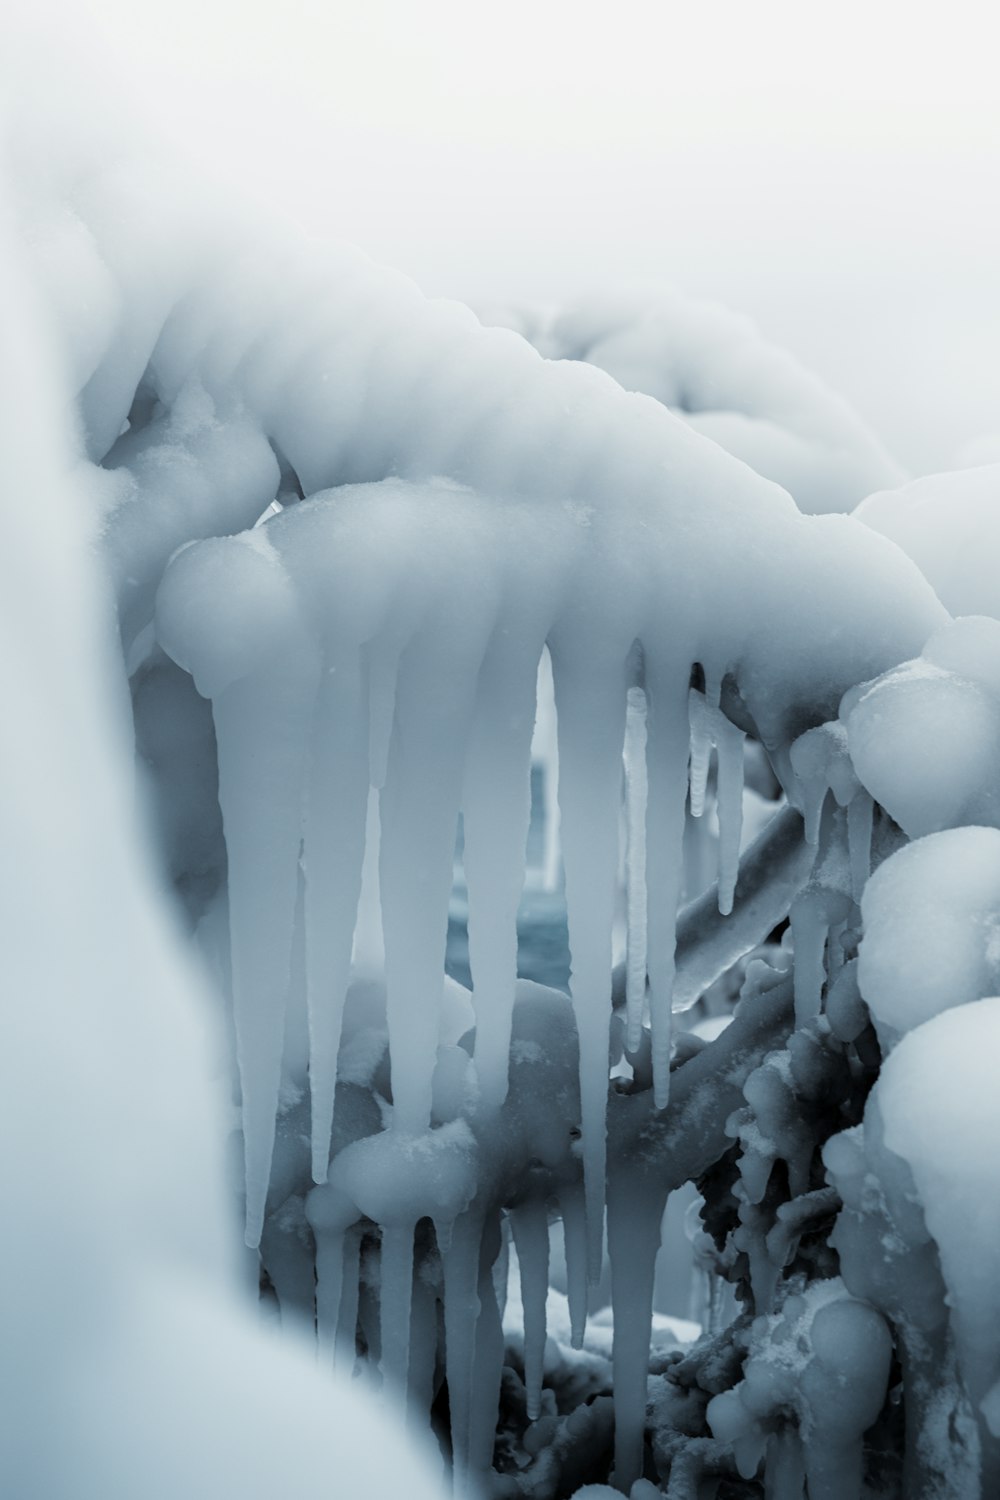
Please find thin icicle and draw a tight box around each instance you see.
[467,1214,508,1485]
[687,690,714,819]
[511,1197,550,1421]
[441,1212,485,1486]
[532,648,561,892]
[380,637,482,1134]
[305,1180,357,1363]
[214,646,321,1247]
[407,1274,439,1431]
[558,1181,589,1349]
[801,777,828,847]
[790,890,828,1026]
[624,686,649,1054]
[847,789,873,903]
[715,716,745,917]
[303,651,369,1183]
[315,1228,346,1362]
[352,788,385,969]
[337,1226,363,1370]
[608,1167,669,1494]
[367,641,399,790]
[379,1221,416,1398]
[645,659,693,1110]
[551,645,629,1276]
[464,637,541,1113]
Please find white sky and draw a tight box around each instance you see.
[66,1,1000,470]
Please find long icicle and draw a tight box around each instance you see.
[467,1213,508,1487]
[379,1221,416,1401]
[551,644,629,1277]
[380,636,482,1135]
[441,1210,485,1489]
[511,1197,551,1421]
[464,636,542,1113]
[624,686,649,1054]
[646,659,693,1110]
[303,649,370,1182]
[315,1228,346,1363]
[687,690,714,820]
[215,644,321,1247]
[714,713,745,917]
[533,647,561,893]
[608,1165,669,1494]
[558,1180,589,1349]
[337,1227,363,1371]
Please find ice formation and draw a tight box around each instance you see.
[843,616,1000,838]
[480,289,904,514]
[10,45,1000,1500]
[859,825,1000,1046]
[857,464,1000,618]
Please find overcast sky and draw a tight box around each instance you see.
[58,1,1000,472]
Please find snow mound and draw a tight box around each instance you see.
[856,463,1000,618]
[859,826,1000,1045]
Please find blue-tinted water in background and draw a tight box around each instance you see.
[445,766,570,993]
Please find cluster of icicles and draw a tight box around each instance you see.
[155,476,754,1255]
[67,188,941,1494]
[148,468,903,1496]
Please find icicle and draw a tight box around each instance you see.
[380,637,482,1134]
[532,648,561,892]
[337,1226,363,1369]
[687,690,713,819]
[215,646,321,1247]
[672,807,817,1010]
[367,640,399,789]
[379,1221,416,1398]
[407,1272,439,1432]
[608,1166,669,1494]
[315,1227,346,1361]
[645,660,692,1110]
[352,788,385,969]
[558,1180,589,1349]
[801,778,828,847]
[467,1213,508,1485]
[847,789,873,903]
[464,637,541,1113]
[303,650,370,1182]
[551,645,629,1276]
[511,1197,550,1421]
[441,1212,485,1485]
[714,715,745,917]
[790,890,828,1027]
[305,1180,358,1362]
[624,687,649,1054]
